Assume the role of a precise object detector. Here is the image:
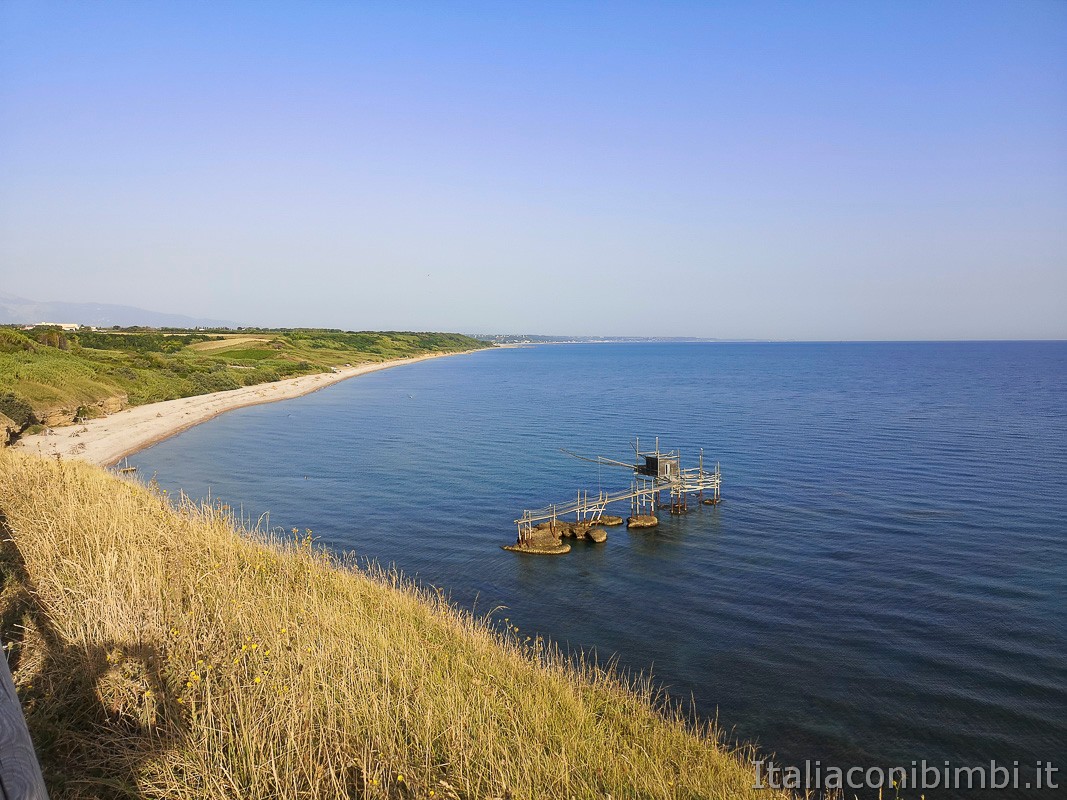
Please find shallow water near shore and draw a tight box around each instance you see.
[130,342,1067,798]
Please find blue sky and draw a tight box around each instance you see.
[1,1,1064,338]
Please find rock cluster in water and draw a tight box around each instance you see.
[504,512,669,554]
[502,519,609,555]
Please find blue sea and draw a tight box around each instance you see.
[128,342,1067,797]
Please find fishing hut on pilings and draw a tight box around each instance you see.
[506,438,722,554]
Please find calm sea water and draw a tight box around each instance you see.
[129,342,1067,797]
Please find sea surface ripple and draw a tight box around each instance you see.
[131,342,1067,798]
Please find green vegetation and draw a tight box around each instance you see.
[0,450,777,799]
[0,326,488,432]
[0,392,36,428]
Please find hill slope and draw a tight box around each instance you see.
[0,451,777,799]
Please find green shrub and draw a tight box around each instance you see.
[0,393,37,427]
[189,371,242,394]
[0,329,37,354]
[75,405,106,420]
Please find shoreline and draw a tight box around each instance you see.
[13,349,482,467]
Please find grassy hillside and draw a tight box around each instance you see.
[0,450,777,799]
[0,326,488,434]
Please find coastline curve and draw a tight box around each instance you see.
[12,350,484,467]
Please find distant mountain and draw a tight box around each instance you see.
[0,292,236,329]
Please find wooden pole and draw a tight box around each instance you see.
[0,648,49,799]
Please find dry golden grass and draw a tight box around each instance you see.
[185,336,274,352]
[0,450,780,799]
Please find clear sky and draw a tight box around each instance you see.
[1,1,1064,338]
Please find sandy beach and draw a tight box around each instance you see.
[14,351,477,467]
